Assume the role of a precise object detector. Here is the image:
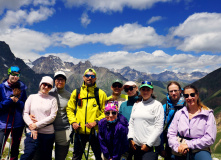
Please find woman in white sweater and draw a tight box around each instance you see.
[128,81,164,160]
[20,76,58,160]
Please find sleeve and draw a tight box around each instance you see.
[127,104,136,139]
[159,103,167,151]
[167,111,181,152]
[146,102,164,147]
[35,98,58,129]
[15,89,27,112]
[0,86,14,110]
[98,121,110,159]
[186,112,217,149]
[95,90,107,122]
[23,95,34,126]
[66,89,77,124]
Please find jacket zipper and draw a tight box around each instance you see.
[85,87,89,134]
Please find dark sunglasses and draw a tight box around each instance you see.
[112,83,123,88]
[10,72,20,77]
[105,111,117,116]
[183,93,196,98]
[85,74,96,78]
[42,83,52,89]
[124,86,135,92]
[141,81,152,85]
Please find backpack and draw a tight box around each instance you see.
[74,87,100,115]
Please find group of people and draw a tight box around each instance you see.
[0,66,217,160]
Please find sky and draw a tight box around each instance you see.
[0,0,221,74]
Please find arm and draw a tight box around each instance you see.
[127,104,136,140]
[159,104,167,151]
[146,103,164,147]
[14,89,27,112]
[185,112,217,149]
[66,89,77,125]
[95,91,107,122]
[23,95,35,126]
[35,98,58,129]
[0,86,14,110]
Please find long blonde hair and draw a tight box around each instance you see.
[183,85,210,111]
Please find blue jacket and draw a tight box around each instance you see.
[119,95,139,122]
[0,79,27,129]
[98,114,129,160]
[159,94,185,150]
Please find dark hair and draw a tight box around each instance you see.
[11,82,21,89]
[167,81,181,92]
[183,85,209,111]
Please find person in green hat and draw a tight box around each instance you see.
[107,79,128,107]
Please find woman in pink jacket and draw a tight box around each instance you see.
[167,85,216,160]
[20,76,58,160]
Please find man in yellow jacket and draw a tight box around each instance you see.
[67,68,107,160]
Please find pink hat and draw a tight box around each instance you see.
[104,101,119,112]
[39,76,53,87]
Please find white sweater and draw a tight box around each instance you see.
[128,98,164,147]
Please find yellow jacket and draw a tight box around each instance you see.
[67,83,107,134]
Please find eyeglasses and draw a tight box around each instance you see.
[124,86,135,92]
[183,93,196,98]
[85,74,96,78]
[10,72,20,77]
[169,90,179,93]
[55,78,65,82]
[112,83,123,88]
[42,83,52,89]
[105,111,117,116]
[141,81,152,85]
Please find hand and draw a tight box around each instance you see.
[72,123,80,130]
[10,96,19,103]
[178,144,189,155]
[31,130,38,140]
[160,150,167,158]
[141,144,149,152]
[29,114,38,123]
[29,123,37,130]
[85,121,97,129]
[130,140,137,150]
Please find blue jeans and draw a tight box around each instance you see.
[20,132,55,160]
[171,150,212,160]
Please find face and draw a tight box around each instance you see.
[183,88,198,108]
[83,72,96,87]
[40,83,52,94]
[140,87,153,101]
[8,72,20,84]
[55,76,65,89]
[111,82,123,96]
[124,85,138,97]
[168,84,181,103]
[105,110,118,122]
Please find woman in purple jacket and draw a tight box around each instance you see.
[167,85,216,160]
[98,101,129,160]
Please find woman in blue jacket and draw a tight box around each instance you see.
[98,101,129,160]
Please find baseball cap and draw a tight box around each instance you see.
[54,71,67,81]
[112,79,123,85]
[8,66,20,75]
[84,68,96,76]
[139,81,153,89]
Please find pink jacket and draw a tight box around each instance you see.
[167,106,216,152]
[23,92,58,134]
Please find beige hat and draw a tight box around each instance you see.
[123,81,137,88]
[39,76,53,87]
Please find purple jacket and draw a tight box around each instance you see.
[98,113,129,160]
[167,106,216,152]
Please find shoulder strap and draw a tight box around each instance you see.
[74,88,80,115]
[94,87,100,110]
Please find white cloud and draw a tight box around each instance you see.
[147,16,164,24]
[88,50,221,73]
[171,12,221,52]
[0,28,51,60]
[44,53,83,64]
[63,0,172,12]
[53,23,168,49]
[80,12,91,28]
[33,0,56,6]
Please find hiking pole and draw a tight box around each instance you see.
[85,126,93,160]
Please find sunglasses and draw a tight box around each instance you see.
[42,83,53,89]
[141,81,152,85]
[85,74,96,78]
[10,72,20,77]
[124,86,135,92]
[112,83,123,88]
[183,93,196,98]
[105,111,117,116]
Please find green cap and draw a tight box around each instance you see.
[84,68,96,76]
[112,79,123,85]
[139,81,153,89]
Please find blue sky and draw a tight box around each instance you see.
[0,0,221,74]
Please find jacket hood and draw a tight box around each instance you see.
[181,106,213,117]
[3,79,27,90]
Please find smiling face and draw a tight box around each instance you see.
[105,110,118,122]
[168,84,181,104]
[8,72,20,84]
[83,72,96,87]
[39,83,52,94]
[111,82,123,96]
[124,85,138,97]
[55,76,66,89]
[140,86,153,101]
[183,88,198,108]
